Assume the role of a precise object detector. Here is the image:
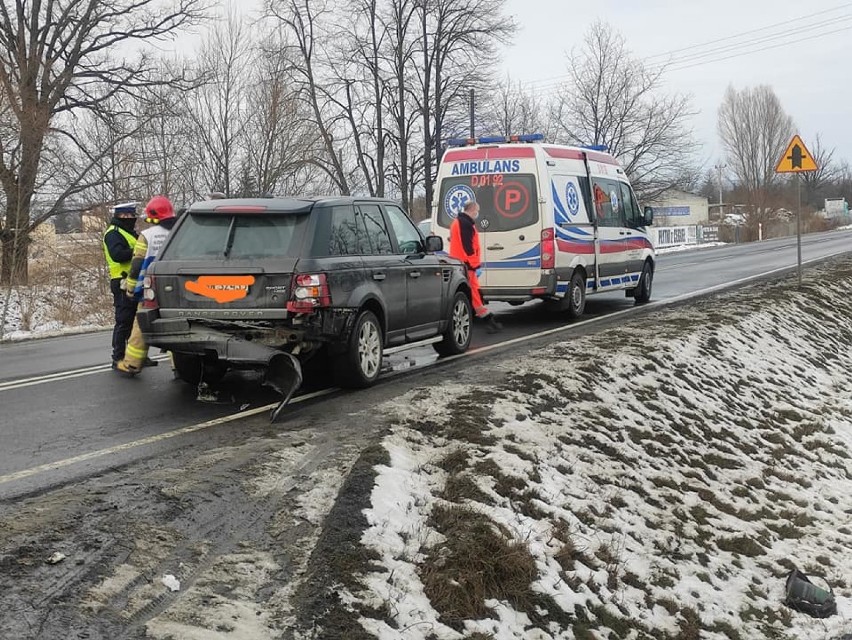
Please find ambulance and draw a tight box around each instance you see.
[431,134,656,318]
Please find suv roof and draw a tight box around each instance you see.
[188,196,399,214]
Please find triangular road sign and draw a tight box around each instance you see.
[776,135,818,173]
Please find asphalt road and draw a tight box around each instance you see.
[1,229,850,499]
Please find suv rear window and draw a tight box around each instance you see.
[162,214,306,260]
[438,174,539,232]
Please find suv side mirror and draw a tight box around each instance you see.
[425,235,443,253]
[643,206,654,226]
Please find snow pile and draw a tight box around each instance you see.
[657,242,727,255]
[350,261,852,639]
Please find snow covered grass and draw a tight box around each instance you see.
[0,237,112,341]
[656,242,727,255]
[343,258,852,639]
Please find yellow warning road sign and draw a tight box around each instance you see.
[776,135,818,173]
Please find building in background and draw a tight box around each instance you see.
[648,189,709,226]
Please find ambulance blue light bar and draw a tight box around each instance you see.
[447,133,544,147]
[582,144,609,152]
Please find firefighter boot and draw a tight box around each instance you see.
[114,359,142,377]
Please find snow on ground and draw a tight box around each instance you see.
[345,258,852,639]
[0,280,111,342]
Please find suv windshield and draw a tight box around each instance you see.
[437,173,539,232]
[162,214,307,260]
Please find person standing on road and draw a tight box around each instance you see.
[102,202,140,368]
[114,196,177,376]
[449,200,502,333]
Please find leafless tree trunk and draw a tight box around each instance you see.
[550,21,697,202]
[718,84,794,223]
[0,0,204,285]
[185,9,253,197]
[267,0,352,195]
[243,33,319,196]
[416,0,514,210]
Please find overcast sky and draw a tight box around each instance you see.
[502,0,851,173]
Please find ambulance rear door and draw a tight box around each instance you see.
[436,145,541,288]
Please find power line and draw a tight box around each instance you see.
[527,22,851,99]
[643,1,852,60]
[666,22,852,73]
[522,2,852,89]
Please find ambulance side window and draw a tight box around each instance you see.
[592,178,625,228]
[579,177,593,222]
[620,182,642,228]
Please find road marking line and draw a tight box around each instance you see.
[0,354,170,392]
[0,388,337,486]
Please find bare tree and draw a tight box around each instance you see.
[718,84,794,223]
[416,0,515,210]
[800,133,839,209]
[242,33,318,196]
[267,0,353,195]
[484,76,548,138]
[550,22,697,202]
[0,0,205,285]
[185,8,253,197]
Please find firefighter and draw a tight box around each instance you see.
[114,196,177,376]
[449,200,502,333]
[102,202,140,368]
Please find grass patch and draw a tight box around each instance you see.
[441,473,493,505]
[716,535,765,558]
[420,504,571,632]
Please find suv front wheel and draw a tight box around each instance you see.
[434,290,472,356]
[334,309,383,388]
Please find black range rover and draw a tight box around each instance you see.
[137,197,473,401]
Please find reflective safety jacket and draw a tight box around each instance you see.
[448,212,480,270]
[102,224,137,279]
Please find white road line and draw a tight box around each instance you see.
[0,387,337,486]
[0,354,169,392]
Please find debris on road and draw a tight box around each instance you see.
[161,575,180,592]
[46,552,66,565]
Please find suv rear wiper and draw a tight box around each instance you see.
[223,217,237,257]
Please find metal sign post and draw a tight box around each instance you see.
[796,173,802,287]
[775,134,818,288]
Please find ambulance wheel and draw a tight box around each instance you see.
[434,290,473,357]
[335,309,383,388]
[172,352,227,385]
[566,270,587,319]
[635,261,653,304]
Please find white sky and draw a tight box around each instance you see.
[502,0,852,171]
[191,0,850,175]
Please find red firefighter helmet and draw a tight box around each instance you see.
[144,196,175,224]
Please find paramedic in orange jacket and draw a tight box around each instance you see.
[449,200,502,333]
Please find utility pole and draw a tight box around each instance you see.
[469,89,475,139]
[714,163,726,216]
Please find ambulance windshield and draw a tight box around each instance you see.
[438,174,539,232]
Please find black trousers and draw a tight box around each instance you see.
[110,278,136,362]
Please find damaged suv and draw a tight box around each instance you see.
[137,197,473,413]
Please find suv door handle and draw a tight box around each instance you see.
[372,272,386,281]
[409,270,421,278]
[487,244,504,250]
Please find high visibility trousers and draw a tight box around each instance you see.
[466,269,490,318]
[122,305,149,370]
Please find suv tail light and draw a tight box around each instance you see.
[541,228,555,270]
[287,273,331,313]
[142,275,158,310]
